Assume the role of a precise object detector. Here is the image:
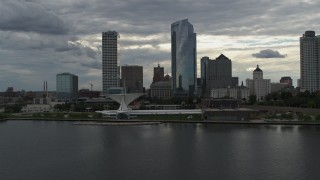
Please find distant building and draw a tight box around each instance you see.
[78,89,101,98]
[210,82,249,99]
[280,76,293,87]
[197,78,202,97]
[108,87,126,94]
[300,31,320,92]
[6,87,13,93]
[153,64,164,83]
[270,83,289,92]
[171,19,197,97]
[3,87,17,97]
[56,73,78,100]
[102,31,120,95]
[121,65,143,93]
[201,54,239,97]
[150,65,172,99]
[246,65,271,101]
[150,81,172,100]
[21,97,64,112]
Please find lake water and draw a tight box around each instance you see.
[1,120,320,180]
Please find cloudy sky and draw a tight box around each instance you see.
[0,0,319,91]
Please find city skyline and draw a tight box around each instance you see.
[0,0,319,91]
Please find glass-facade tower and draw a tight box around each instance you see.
[56,72,78,100]
[171,19,197,96]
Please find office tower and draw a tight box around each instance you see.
[121,65,143,93]
[200,56,209,96]
[150,64,172,99]
[56,72,78,100]
[201,54,239,96]
[300,31,320,92]
[150,81,172,100]
[171,19,197,97]
[102,31,120,95]
[153,64,164,83]
[280,76,293,87]
[246,65,271,101]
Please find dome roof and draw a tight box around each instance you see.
[253,65,262,72]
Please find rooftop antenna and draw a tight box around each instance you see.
[89,83,93,91]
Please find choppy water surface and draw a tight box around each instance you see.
[1,120,320,180]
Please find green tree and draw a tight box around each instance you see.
[4,104,22,113]
[281,92,292,100]
[248,95,257,105]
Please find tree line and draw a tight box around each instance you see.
[248,91,320,108]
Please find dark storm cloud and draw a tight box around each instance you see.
[5,0,318,36]
[65,41,99,59]
[46,0,320,36]
[0,31,99,60]
[81,62,101,69]
[252,49,287,58]
[0,0,69,34]
[120,48,170,66]
[119,34,170,49]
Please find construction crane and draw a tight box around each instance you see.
[89,83,93,91]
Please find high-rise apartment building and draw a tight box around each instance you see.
[201,54,239,96]
[171,19,197,97]
[246,65,271,101]
[56,72,78,100]
[121,65,143,93]
[300,31,320,92]
[102,31,120,95]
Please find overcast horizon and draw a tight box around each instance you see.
[1,0,319,91]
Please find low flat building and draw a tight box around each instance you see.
[145,105,182,110]
[202,99,241,109]
[21,104,51,112]
[21,97,64,112]
[210,87,249,100]
[271,83,289,92]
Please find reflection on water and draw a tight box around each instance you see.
[1,121,320,180]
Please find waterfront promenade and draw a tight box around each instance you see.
[3,117,320,126]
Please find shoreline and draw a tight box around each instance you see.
[2,118,320,125]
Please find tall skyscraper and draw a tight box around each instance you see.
[56,72,78,100]
[121,65,143,93]
[102,31,120,95]
[171,19,197,96]
[300,31,320,92]
[201,54,239,96]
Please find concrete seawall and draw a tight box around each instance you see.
[242,105,320,115]
[3,118,320,126]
